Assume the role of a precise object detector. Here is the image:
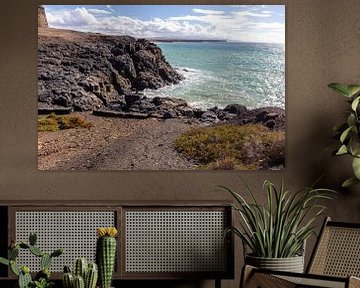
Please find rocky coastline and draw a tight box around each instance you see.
[92,94,285,130]
[38,27,285,170]
[38,27,284,131]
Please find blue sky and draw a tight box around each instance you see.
[44,5,285,43]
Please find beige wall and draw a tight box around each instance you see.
[0,0,360,287]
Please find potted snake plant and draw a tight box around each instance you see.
[223,179,334,273]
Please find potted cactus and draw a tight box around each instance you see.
[0,232,64,288]
[96,227,118,288]
[62,258,98,288]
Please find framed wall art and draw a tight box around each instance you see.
[37,4,285,171]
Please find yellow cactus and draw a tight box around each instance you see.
[96,227,118,238]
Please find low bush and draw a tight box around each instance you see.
[38,114,92,132]
[174,124,285,170]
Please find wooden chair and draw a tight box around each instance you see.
[241,217,360,288]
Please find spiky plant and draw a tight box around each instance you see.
[223,179,335,258]
[0,232,63,288]
[96,227,118,288]
[62,260,98,288]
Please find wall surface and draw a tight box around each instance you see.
[0,0,360,287]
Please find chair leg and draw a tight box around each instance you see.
[215,278,221,288]
[240,265,255,288]
[240,265,296,288]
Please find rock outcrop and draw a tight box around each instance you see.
[94,92,285,130]
[38,28,285,130]
[38,7,48,28]
[38,28,184,111]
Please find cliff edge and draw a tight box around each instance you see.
[38,28,183,111]
[38,6,48,28]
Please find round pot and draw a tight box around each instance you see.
[245,254,304,273]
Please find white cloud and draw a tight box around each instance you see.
[46,6,284,43]
[261,10,274,14]
[47,7,98,26]
[249,22,285,30]
[87,9,112,14]
[106,5,115,12]
[192,8,224,15]
[232,11,271,18]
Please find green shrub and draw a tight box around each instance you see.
[38,114,92,132]
[174,124,285,170]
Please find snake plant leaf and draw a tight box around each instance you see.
[351,96,360,111]
[223,180,335,258]
[352,157,360,179]
[347,85,360,97]
[342,177,360,188]
[340,126,353,143]
[336,145,348,155]
[328,83,351,97]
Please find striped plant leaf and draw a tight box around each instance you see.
[222,179,335,258]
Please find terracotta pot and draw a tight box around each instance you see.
[245,254,305,273]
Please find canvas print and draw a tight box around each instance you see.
[38,5,285,170]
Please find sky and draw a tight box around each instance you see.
[43,5,285,43]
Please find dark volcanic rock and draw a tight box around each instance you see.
[227,106,285,130]
[200,111,219,123]
[38,28,184,111]
[224,104,248,115]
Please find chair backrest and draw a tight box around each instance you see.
[307,217,360,277]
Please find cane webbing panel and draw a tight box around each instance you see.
[125,210,227,273]
[15,211,115,272]
[309,226,360,277]
[249,273,297,288]
[277,275,345,288]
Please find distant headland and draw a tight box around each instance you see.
[146,38,227,43]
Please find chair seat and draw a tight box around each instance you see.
[241,218,360,288]
[277,275,346,288]
[243,266,360,288]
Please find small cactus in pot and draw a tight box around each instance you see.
[0,232,63,288]
[96,227,118,288]
[62,259,98,288]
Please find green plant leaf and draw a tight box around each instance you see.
[352,157,360,179]
[347,114,356,128]
[340,126,353,143]
[333,122,348,132]
[328,83,351,97]
[349,135,360,156]
[224,180,334,258]
[347,85,360,97]
[342,177,360,188]
[0,257,9,266]
[336,145,348,155]
[10,261,20,276]
[351,96,360,111]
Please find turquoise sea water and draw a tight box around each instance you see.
[145,42,285,109]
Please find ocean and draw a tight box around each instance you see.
[145,42,285,109]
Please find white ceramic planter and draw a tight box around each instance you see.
[245,254,305,273]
